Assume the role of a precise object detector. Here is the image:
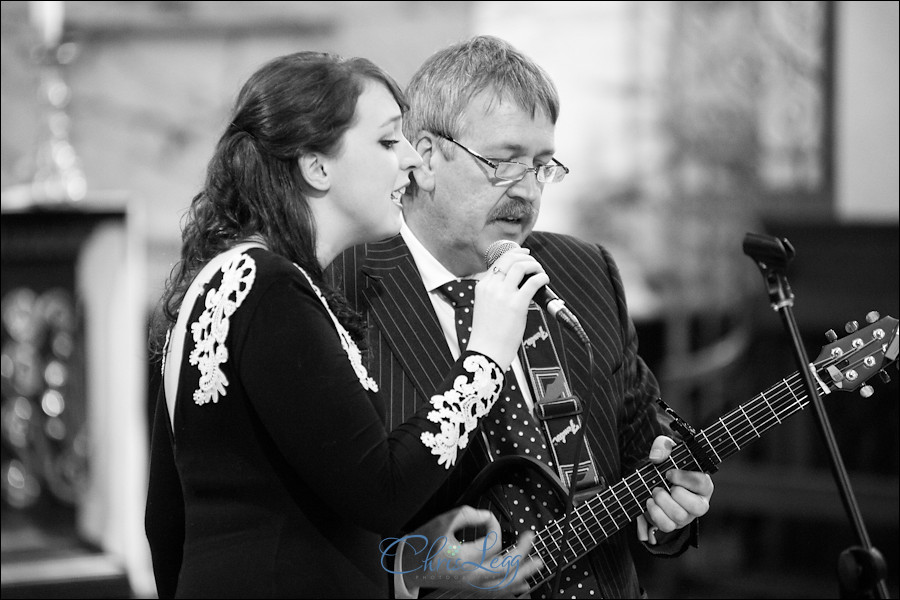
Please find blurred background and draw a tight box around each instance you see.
[1,1,897,598]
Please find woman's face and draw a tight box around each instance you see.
[323,80,422,247]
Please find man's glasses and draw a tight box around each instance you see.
[437,134,569,184]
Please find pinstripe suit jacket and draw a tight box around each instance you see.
[328,231,692,598]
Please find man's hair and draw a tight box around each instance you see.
[403,35,560,164]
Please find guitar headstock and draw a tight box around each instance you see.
[814,312,898,396]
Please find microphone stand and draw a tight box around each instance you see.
[742,233,888,599]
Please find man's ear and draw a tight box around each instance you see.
[298,153,330,192]
[411,134,437,192]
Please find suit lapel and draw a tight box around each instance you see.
[361,237,454,403]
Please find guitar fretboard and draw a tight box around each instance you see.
[525,330,888,590]
[527,374,807,584]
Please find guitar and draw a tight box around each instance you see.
[432,313,898,598]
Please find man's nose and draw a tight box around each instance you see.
[506,171,541,204]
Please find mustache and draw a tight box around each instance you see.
[490,201,535,221]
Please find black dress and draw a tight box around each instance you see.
[145,247,505,598]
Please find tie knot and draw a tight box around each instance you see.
[437,279,477,308]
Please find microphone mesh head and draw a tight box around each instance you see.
[484,239,520,267]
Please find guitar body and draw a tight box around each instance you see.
[454,455,569,548]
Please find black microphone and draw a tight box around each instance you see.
[484,240,590,344]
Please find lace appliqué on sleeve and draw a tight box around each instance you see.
[293,265,378,393]
[189,253,256,406]
[420,354,504,469]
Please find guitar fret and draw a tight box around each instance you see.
[573,513,590,551]
[612,484,630,520]
[785,379,805,409]
[636,468,653,495]
[538,522,561,570]
[652,464,671,491]
[581,510,598,544]
[585,501,607,538]
[601,490,618,527]
[739,404,760,437]
[699,431,721,462]
[760,390,782,423]
[534,527,555,566]
[624,478,641,507]
[682,444,704,472]
[719,417,740,451]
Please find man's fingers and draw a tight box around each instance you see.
[667,469,715,500]
[644,496,678,532]
[636,514,650,542]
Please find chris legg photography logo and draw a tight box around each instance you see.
[380,531,523,590]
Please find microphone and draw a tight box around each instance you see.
[484,240,590,344]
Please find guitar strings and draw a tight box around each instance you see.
[521,330,889,590]
[432,328,891,597]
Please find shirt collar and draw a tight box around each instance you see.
[400,218,480,294]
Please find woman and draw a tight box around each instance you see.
[145,52,547,598]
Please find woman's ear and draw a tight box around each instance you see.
[411,134,436,192]
[298,153,330,192]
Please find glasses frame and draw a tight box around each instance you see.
[436,133,569,184]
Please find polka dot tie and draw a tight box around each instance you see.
[438,279,604,598]
[437,279,478,349]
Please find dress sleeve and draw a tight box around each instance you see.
[237,273,504,535]
[144,385,185,599]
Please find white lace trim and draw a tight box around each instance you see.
[189,252,257,406]
[161,328,171,377]
[420,354,504,469]
[293,265,378,393]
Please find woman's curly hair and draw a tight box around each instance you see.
[149,51,408,361]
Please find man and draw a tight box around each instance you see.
[330,35,714,598]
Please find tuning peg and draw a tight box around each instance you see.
[825,329,838,342]
[879,370,892,384]
[860,385,875,398]
[865,311,881,324]
[845,320,859,333]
